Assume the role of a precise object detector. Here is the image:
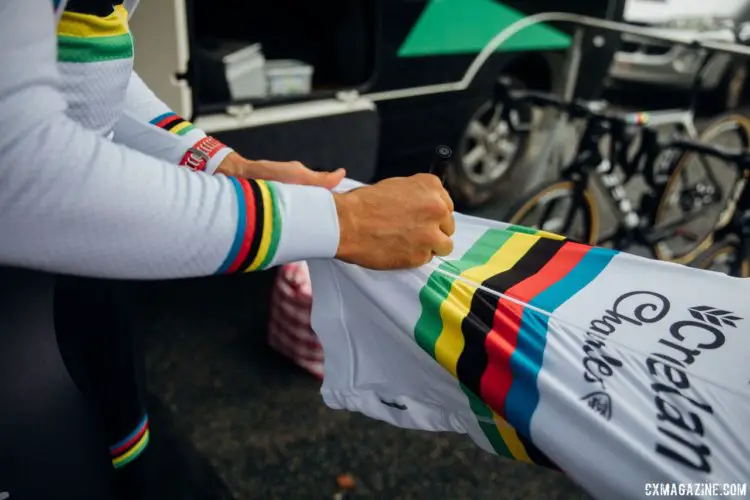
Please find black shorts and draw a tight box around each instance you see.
[0,267,151,500]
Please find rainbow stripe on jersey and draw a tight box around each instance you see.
[216,178,282,274]
[57,1,133,63]
[415,226,616,466]
[149,111,197,137]
[110,414,150,469]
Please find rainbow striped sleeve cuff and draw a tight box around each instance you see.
[110,415,150,469]
[148,113,232,173]
[149,111,197,137]
[216,178,282,274]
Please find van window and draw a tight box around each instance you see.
[188,0,377,110]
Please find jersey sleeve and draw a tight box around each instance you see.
[113,0,231,174]
[112,71,233,175]
[0,0,340,280]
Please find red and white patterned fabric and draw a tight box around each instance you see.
[267,262,324,378]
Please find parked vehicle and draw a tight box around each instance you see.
[132,0,625,208]
[608,0,750,111]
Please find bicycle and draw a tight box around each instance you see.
[670,140,750,277]
[499,23,750,261]
[498,76,750,258]
[644,31,750,264]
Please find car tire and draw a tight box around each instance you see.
[446,75,533,210]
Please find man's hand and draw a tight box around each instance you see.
[334,174,456,270]
[217,152,345,190]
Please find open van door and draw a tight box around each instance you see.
[131,0,626,202]
[130,0,381,182]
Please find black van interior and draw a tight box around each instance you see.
[189,0,378,110]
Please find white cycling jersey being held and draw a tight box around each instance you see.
[308,182,750,500]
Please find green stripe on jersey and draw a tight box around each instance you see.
[58,33,133,63]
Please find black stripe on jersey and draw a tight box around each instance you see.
[64,0,115,16]
[455,237,565,399]
[238,180,266,272]
[518,433,559,470]
[160,116,184,132]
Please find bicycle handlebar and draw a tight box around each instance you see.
[494,78,648,178]
[494,78,595,121]
[495,79,750,182]
[494,78,634,134]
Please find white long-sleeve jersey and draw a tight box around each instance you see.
[0,0,340,279]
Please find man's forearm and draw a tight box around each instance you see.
[112,71,233,174]
[0,0,340,279]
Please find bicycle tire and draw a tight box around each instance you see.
[504,180,599,245]
[689,235,749,277]
[652,113,750,263]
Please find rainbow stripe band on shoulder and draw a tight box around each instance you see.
[217,178,282,274]
[110,415,150,469]
[149,111,196,137]
[415,224,617,467]
[57,4,133,63]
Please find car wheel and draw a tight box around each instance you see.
[447,77,532,209]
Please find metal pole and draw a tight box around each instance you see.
[562,27,586,102]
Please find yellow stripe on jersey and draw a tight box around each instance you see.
[58,4,129,38]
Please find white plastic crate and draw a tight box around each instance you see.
[265,59,314,96]
[223,43,267,100]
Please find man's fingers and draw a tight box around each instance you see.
[439,213,456,237]
[255,162,346,190]
[437,186,455,214]
[432,232,454,257]
[319,168,346,189]
[302,168,345,189]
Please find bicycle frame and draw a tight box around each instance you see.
[556,115,708,253]
[568,44,742,251]
[535,18,742,192]
[555,117,643,248]
[493,15,750,255]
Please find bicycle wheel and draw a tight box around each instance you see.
[505,180,599,245]
[652,114,750,263]
[689,235,749,277]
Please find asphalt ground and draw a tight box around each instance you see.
[139,275,587,500]
[139,92,750,499]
